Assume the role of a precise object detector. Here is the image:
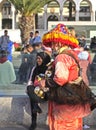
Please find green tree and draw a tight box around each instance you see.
[9,0,52,44]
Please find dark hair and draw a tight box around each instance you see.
[4,30,8,33]
[0,50,8,57]
[68,26,75,30]
[30,32,33,35]
[91,36,96,43]
[25,44,32,49]
[37,52,51,65]
[35,31,39,34]
[44,52,51,65]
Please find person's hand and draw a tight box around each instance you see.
[39,79,45,89]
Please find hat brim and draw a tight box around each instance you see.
[42,32,79,48]
[42,24,79,48]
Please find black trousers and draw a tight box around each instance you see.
[27,85,46,123]
[27,85,37,124]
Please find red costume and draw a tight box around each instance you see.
[48,51,90,130]
[42,24,91,130]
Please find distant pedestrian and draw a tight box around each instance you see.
[0,30,10,50]
[29,32,34,45]
[79,35,86,48]
[33,31,41,46]
[18,47,29,84]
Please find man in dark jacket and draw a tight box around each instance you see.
[26,45,37,80]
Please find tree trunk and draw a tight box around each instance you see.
[19,14,35,44]
[35,13,38,29]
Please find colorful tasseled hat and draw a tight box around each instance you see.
[42,24,79,48]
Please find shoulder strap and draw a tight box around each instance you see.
[62,51,81,76]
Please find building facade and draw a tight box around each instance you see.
[0,0,96,42]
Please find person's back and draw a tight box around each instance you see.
[16,47,30,84]
[0,60,16,86]
[78,50,90,85]
[18,57,29,83]
[0,50,16,86]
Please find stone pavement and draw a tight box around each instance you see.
[0,94,96,130]
[0,123,49,130]
[0,124,96,130]
[0,52,96,130]
[0,124,27,130]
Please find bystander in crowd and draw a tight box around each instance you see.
[29,32,34,45]
[0,30,10,50]
[0,50,16,86]
[27,51,51,130]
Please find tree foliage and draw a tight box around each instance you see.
[9,0,52,16]
[8,0,55,44]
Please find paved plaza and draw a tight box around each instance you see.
[0,122,95,130]
[0,123,49,130]
[0,51,96,130]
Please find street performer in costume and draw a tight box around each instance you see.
[41,24,92,130]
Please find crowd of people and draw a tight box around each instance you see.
[16,30,52,84]
[0,24,96,130]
